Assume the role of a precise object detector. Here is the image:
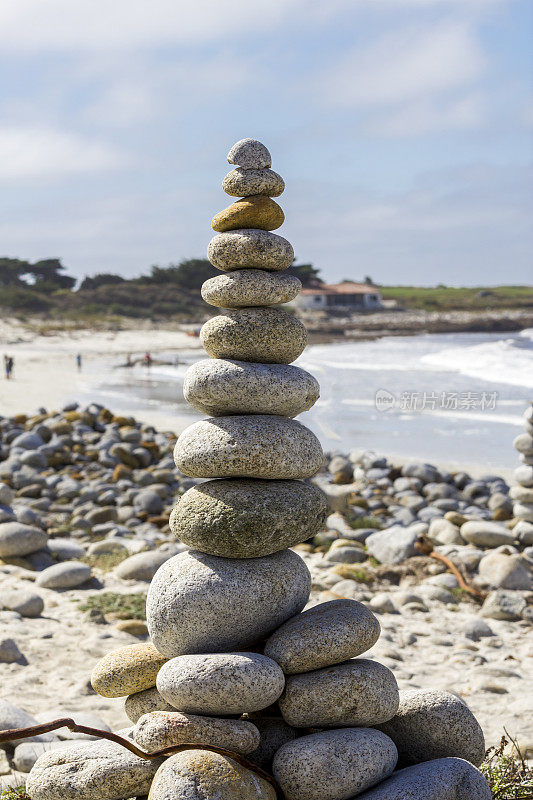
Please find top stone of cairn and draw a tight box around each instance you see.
[227,138,271,170]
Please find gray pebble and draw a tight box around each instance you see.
[0,637,23,663]
[0,587,44,617]
[0,521,47,557]
[134,710,260,754]
[124,687,174,724]
[246,716,297,769]
[202,269,301,308]
[227,138,271,169]
[208,229,294,272]
[36,560,91,589]
[354,757,491,799]
[223,167,284,197]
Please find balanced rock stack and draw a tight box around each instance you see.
[511,403,533,541]
[26,139,491,800]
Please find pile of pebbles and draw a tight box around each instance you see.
[511,403,533,535]
[20,139,492,800]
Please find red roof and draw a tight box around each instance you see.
[301,283,378,296]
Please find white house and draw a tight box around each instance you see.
[294,282,383,311]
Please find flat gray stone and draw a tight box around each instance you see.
[36,560,91,589]
[174,416,323,480]
[366,527,419,565]
[478,552,532,590]
[26,732,162,800]
[148,750,276,800]
[264,599,380,674]
[47,538,85,560]
[514,432,533,454]
[514,501,533,521]
[354,757,491,799]
[201,307,307,364]
[460,520,515,547]
[0,521,47,557]
[183,359,319,417]
[0,587,44,617]
[376,688,485,767]
[115,549,177,582]
[147,548,311,658]
[208,229,294,272]
[279,658,399,728]
[14,741,74,773]
[125,687,174,724]
[0,637,23,663]
[134,710,259,754]
[0,700,57,744]
[272,728,398,800]
[202,268,300,308]
[223,167,284,197]
[157,652,284,715]
[227,138,271,169]
[170,478,327,558]
[480,589,527,620]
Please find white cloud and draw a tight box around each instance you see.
[367,92,486,135]
[0,127,124,179]
[320,20,485,107]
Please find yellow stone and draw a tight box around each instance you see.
[91,642,167,698]
[116,619,149,637]
[212,196,284,233]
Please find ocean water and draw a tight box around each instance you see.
[80,329,533,472]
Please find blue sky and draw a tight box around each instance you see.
[0,0,531,285]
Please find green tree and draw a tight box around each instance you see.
[0,258,32,287]
[286,262,322,287]
[79,273,126,291]
[145,259,218,290]
[30,259,76,291]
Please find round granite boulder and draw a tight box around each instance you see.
[264,599,380,674]
[0,522,47,558]
[124,687,175,724]
[222,167,284,197]
[146,549,311,658]
[169,478,327,558]
[272,728,398,800]
[202,269,301,308]
[208,230,294,272]
[212,196,284,232]
[183,359,319,417]
[227,138,271,169]
[91,643,168,698]
[157,653,285,715]
[279,658,399,728]
[133,710,260,754]
[376,688,485,767]
[201,307,307,364]
[174,416,324,480]
[148,750,276,800]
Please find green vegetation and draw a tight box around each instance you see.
[0,790,31,799]
[78,592,146,620]
[381,285,533,312]
[82,551,129,572]
[347,516,383,530]
[481,734,533,798]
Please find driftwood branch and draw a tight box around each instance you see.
[415,534,487,600]
[0,718,281,797]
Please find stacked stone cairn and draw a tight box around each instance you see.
[511,402,533,542]
[26,139,492,800]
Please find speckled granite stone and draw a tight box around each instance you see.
[133,710,260,754]
[201,307,307,363]
[264,599,381,674]
[173,416,324,479]
[223,167,284,197]
[148,750,276,800]
[124,687,175,724]
[91,643,167,698]
[156,652,285,715]
[146,549,311,658]
[354,757,492,799]
[183,359,319,417]
[245,716,297,769]
[279,658,399,728]
[227,138,271,169]
[202,269,301,308]
[376,688,485,767]
[272,728,398,800]
[26,731,162,800]
[212,196,284,232]
[169,478,327,558]
[208,230,294,272]
[0,522,47,557]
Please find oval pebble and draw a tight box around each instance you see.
[212,196,284,233]
[146,549,311,658]
[376,688,485,767]
[170,478,327,558]
[157,652,285,715]
[227,138,271,169]
[354,757,491,799]
[272,728,398,800]
[0,522,47,558]
[91,643,168,698]
[174,416,324,480]
[264,599,380,674]
[124,687,175,724]
[201,307,307,364]
[36,560,91,589]
[133,710,260,754]
[208,230,294,272]
[183,359,319,417]
[279,658,399,728]
[202,269,300,308]
[223,167,284,197]
[148,750,276,800]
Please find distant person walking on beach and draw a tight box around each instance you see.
[144,352,153,367]
[76,353,82,371]
[4,355,14,380]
